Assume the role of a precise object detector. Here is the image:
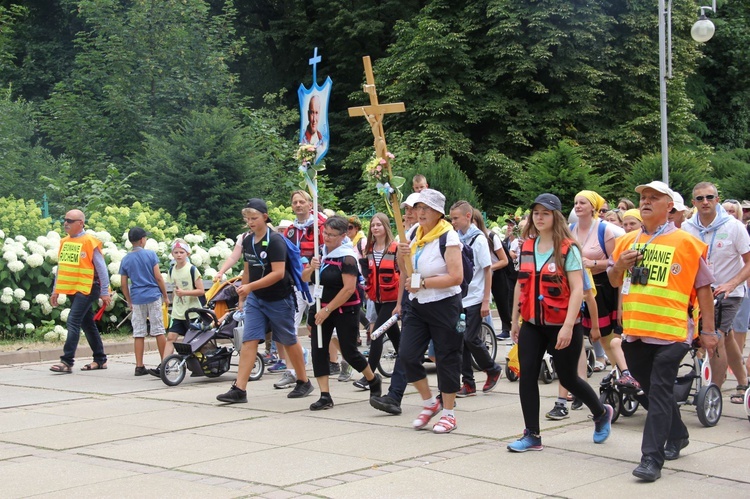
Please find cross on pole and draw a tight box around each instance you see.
[309,47,322,86]
[348,56,411,274]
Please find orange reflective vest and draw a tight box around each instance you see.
[365,241,400,303]
[612,228,706,342]
[517,238,573,326]
[55,234,103,295]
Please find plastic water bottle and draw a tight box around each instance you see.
[456,313,466,333]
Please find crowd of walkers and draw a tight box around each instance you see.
[48,175,749,483]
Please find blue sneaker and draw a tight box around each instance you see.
[593,404,613,443]
[507,429,543,452]
[268,360,287,373]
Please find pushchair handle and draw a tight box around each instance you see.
[185,307,219,328]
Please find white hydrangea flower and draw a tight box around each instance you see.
[96,231,113,243]
[54,325,66,334]
[208,246,220,258]
[25,253,44,268]
[51,265,58,274]
[2,287,12,296]
[0,229,4,239]
[35,293,49,304]
[161,272,168,282]
[17,323,25,329]
[57,294,67,305]
[59,330,67,341]
[13,288,25,300]
[41,303,53,315]
[36,235,52,248]
[111,274,121,288]
[60,308,70,322]
[190,254,203,266]
[144,238,159,251]
[46,230,61,242]
[108,250,125,263]
[184,234,198,244]
[108,261,121,274]
[1,294,13,304]
[7,260,24,273]
[204,267,217,279]
[27,241,46,255]
[125,240,133,250]
[45,248,58,262]
[14,235,28,243]
[44,331,60,342]
[25,323,34,331]
[20,300,30,311]
[110,315,117,322]
[3,251,17,262]
[219,247,232,260]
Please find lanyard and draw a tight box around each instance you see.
[630,224,667,254]
[251,230,271,262]
[413,245,425,272]
[698,228,718,263]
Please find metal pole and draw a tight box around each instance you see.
[659,0,669,185]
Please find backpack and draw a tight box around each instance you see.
[168,264,207,306]
[438,232,478,298]
[279,235,313,303]
[569,220,610,258]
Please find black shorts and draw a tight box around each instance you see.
[168,319,191,336]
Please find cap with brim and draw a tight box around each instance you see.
[742,200,750,210]
[530,193,562,212]
[128,227,148,242]
[634,181,674,200]
[401,192,421,209]
[672,192,687,212]
[414,189,446,215]
[278,220,293,229]
[245,198,268,214]
[505,218,517,226]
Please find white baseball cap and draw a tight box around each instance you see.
[401,192,421,209]
[635,180,674,200]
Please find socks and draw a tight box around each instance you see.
[443,408,455,418]
[556,397,567,406]
[425,395,437,407]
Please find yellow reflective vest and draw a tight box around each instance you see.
[55,234,103,295]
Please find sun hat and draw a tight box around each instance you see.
[415,189,446,215]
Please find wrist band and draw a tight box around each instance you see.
[699,331,721,338]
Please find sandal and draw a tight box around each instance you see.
[50,363,72,374]
[432,415,457,434]
[81,361,107,371]
[730,385,748,404]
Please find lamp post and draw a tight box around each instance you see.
[658,0,717,185]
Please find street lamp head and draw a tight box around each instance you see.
[692,14,715,43]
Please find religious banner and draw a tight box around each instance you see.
[298,47,332,165]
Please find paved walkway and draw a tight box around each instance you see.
[1,326,749,498]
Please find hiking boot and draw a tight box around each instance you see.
[310,393,334,411]
[592,404,613,443]
[338,361,353,382]
[370,395,402,415]
[273,371,297,389]
[545,402,569,420]
[353,376,369,390]
[134,366,149,376]
[288,379,314,399]
[483,369,502,393]
[456,382,477,398]
[267,360,287,373]
[216,383,247,404]
[329,362,341,375]
[507,429,543,452]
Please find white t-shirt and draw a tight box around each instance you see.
[409,229,462,304]
[683,216,750,298]
[463,233,492,308]
[510,238,520,271]
[488,231,504,265]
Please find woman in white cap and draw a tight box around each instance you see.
[508,193,612,452]
[398,188,464,434]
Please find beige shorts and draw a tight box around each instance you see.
[132,300,166,338]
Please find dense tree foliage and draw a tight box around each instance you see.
[1,0,749,231]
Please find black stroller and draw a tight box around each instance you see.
[160,279,264,386]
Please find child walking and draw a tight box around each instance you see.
[507,193,613,452]
[119,227,169,375]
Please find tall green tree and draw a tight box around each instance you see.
[41,0,242,174]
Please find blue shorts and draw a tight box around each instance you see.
[243,293,298,346]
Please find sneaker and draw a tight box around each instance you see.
[216,383,247,404]
[483,369,501,393]
[353,376,369,390]
[571,397,583,410]
[507,429,543,452]
[273,371,297,389]
[329,362,341,375]
[263,353,279,366]
[310,394,334,410]
[370,395,402,415]
[134,366,149,376]
[268,360,287,373]
[148,364,161,377]
[456,382,477,398]
[412,399,441,430]
[432,414,457,434]
[593,404,613,443]
[288,379,314,399]
[545,402,569,420]
[368,374,382,398]
[496,330,510,340]
[615,373,641,390]
[338,361,353,382]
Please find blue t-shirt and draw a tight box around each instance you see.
[119,248,162,305]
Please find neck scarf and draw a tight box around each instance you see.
[459,223,483,245]
[293,214,315,231]
[410,219,453,256]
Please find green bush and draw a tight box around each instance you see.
[0,197,60,239]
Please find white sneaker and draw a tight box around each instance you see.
[274,371,297,389]
[338,361,353,382]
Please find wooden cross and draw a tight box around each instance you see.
[348,56,412,274]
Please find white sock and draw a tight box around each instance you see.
[289,369,296,377]
[424,396,437,407]
[443,408,455,418]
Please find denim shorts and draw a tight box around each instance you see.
[243,293,298,346]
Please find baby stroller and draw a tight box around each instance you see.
[599,367,641,423]
[673,338,722,427]
[160,279,264,386]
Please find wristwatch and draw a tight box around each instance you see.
[421,278,426,289]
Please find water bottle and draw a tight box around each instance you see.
[456,313,466,333]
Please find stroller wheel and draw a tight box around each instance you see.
[249,352,264,381]
[160,354,187,386]
[695,384,722,427]
[599,389,622,424]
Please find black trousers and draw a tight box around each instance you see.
[367,301,400,370]
[623,339,690,468]
[491,270,513,332]
[518,322,604,434]
[310,306,368,378]
[460,303,500,385]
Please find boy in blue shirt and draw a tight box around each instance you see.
[119,227,170,375]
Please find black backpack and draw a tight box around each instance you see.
[438,232,477,298]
